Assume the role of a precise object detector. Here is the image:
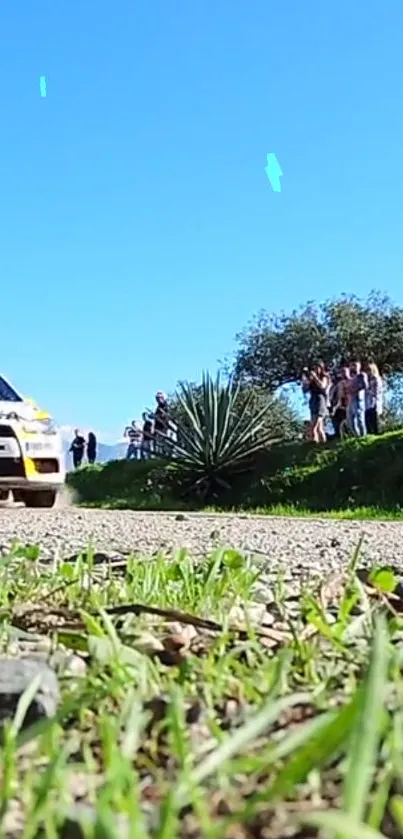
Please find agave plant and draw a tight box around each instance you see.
[168,372,279,500]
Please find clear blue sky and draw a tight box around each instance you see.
[2,0,403,440]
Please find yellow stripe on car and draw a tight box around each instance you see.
[23,457,37,477]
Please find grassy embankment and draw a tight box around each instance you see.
[2,540,403,837]
[67,430,403,520]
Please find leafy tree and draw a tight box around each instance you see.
[168,373,283,501]
[233,291,403,390]
[382,376,403,431]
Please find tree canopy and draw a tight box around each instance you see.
[232,292,403,391]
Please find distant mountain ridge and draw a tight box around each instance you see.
[63,440,126,469]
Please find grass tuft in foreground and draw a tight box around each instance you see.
[0,542,403,837]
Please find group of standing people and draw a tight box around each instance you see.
[124,391,174,460]
[302,359,383,444]
[69,392,173,470]
[69,430,97,468]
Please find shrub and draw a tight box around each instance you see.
[67,458,185,509]
[170,372,279,501]
[68,430,403,514]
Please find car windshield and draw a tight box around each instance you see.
[0,376,23,402]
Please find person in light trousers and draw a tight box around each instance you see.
[347,360,368,437]
[364,360,383,434]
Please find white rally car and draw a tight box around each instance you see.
[0,374,65,507]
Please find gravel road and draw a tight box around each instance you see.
[0,507,402,573]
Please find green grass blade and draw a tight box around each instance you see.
[367,770,393,829]
[390,796,403,831]
[227,709,336,775]
[299,809,387,839]
[174,691,311,807]
[12,673,43,734]
[341,615,389,824]
[263,690,361,801]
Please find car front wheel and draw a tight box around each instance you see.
[21,490,57,508]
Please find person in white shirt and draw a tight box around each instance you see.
[124,420,142,459]
[363,360,383,434]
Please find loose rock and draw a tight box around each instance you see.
[0,658,59,727]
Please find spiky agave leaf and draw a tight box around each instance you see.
[170,372,278,498]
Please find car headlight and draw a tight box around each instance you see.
[22,419,57,435]
[40,419,57,435]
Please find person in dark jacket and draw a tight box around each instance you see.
[301,362,329,444]
[87,432,97,465]
[69,429,86,469]
[153,391,169,456]
[330,365,350,439]
[141,412,153,458]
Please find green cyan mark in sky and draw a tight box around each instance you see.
[265,153,282,192]
[40,76,47,97]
